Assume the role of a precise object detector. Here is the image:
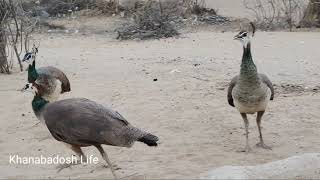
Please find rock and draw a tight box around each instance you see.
[201,153,320,179]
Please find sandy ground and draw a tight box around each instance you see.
[203,153,320,179]
[0,29,319,179]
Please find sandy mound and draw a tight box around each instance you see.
[202,153,320,179]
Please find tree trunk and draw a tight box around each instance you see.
[111,0,119,14]
[0,29,10,74]
[300,0,320,27]
[0,0,10,73]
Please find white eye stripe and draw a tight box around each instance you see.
[240,32,247,37]
[25,83,33,89]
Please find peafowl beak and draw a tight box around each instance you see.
[234,36,240,40]
[20,87,26,92]
[20,83,35,93]
[20,84,29,92]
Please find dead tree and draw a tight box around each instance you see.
[300,0,320,27]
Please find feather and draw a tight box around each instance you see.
[27,60,70,93]
[259,74,274,100]
[37,66,71,93]
[227,75,238,107]
[42,98,158,147]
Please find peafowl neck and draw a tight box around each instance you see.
[239,42,260,84]
[32,95,48,116]
[28,60,38,83]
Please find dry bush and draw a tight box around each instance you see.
[22,0,120,17]
[21,0,221,21]
[95,0,119,15]
[116,0,227,40]
[244,0,307,30]
[0,0,36,73]
[300,0,320,27]
[39,0,93,16]
[116,0,181,40]
[120,0,189,19]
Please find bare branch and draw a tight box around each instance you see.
[0,0,37,73]
[244,0,305,30]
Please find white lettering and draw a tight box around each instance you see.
[8,154,100,165]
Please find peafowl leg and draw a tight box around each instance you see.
[57,145,86,172]
[238,113,252,152]
[95,145,118,179]
[256,111,272,150]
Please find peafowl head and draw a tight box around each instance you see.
[22,73,61,102]
[21,83,38,95]
[234,31,250,47]
[22,52,33,62]
[234,22,256,48]
[22,44,39,64]
[21,76,51,97]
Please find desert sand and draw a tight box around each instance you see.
[1,1,320,179]
[0,30,319,179]
[203,153,320,179]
